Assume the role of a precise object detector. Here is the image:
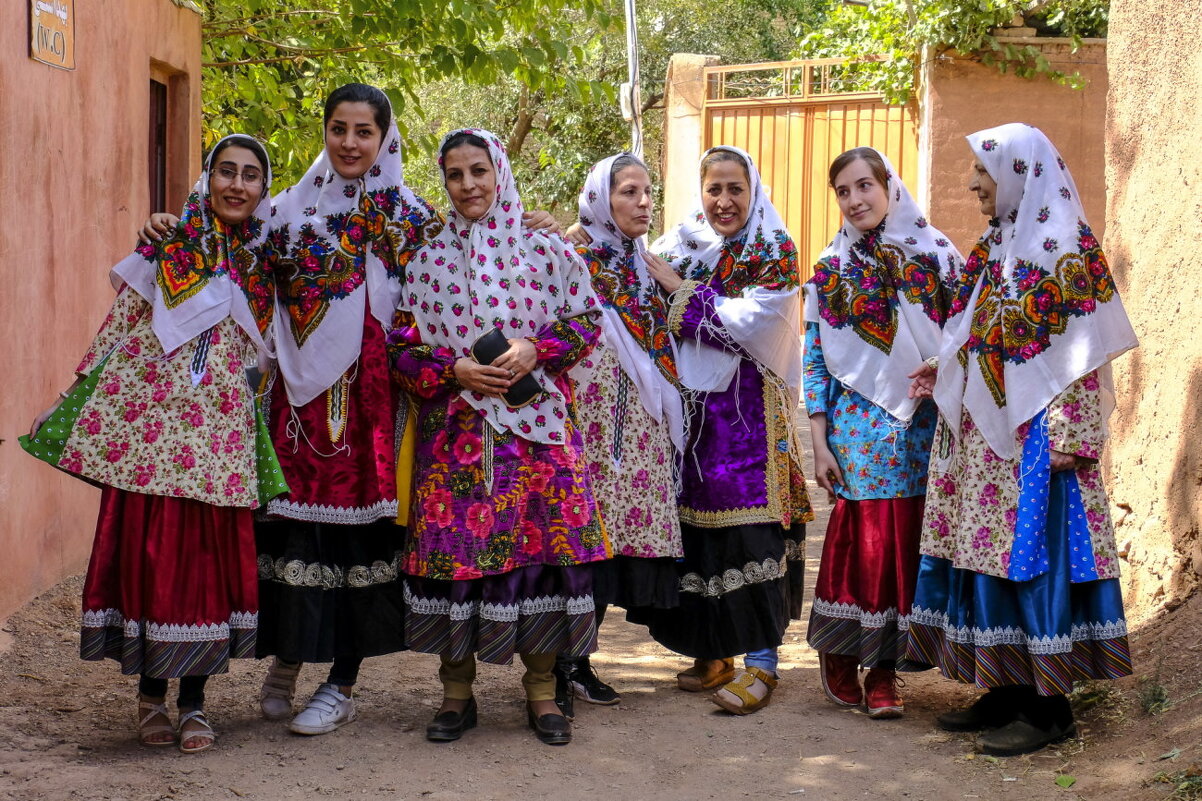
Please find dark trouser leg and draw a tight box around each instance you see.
[327,657,363,689]
[177,675,209,709]
[139,676,168,698]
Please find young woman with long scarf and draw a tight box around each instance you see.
[906,123,1138,756]
[804,147,961,718]
[552,153,685,714]
[388,129,606,746]
[632,146,812,715]
[23,135,284,753]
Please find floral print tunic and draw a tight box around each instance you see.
[920,370,1120,581]
[389,311,609,580]
[52,287,265,508]
[803,323,937,500]
[571,343,682,558]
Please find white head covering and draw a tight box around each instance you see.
[575,153,683,451]
[935,123,1138,458]
[804,148,962,421]
[402,128,600,445]
[652,145,802,397]
[270,93,440,406]
[112,134,274,357]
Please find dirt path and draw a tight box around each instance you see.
[0,497,1193,800]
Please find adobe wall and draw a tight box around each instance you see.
[660,53,720,234]
[917,41,1109,257]
[1103,2,1202,622]
[0,1,201,620]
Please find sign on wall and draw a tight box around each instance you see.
[29,0,75,71]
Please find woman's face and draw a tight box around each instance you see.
[832,158,888,232]
[609,165,653,239]
[208,145,265,225]
[701,158,751,238]
[324,101,383,180]
[443,144,497,221]
[968,157,998,218]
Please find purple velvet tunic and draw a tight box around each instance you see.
[672,281,811,530]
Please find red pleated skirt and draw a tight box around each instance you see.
[806,496,924,668]
[80,487,258,677]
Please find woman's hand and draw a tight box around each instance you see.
[646,252,684,293]
[907,362,937,399]
[29,398,63,439]
[453,358,511,397]
[1050,450,1080,472]
[523,210,561,236]
[137,213,180,244]
[491,338,537,380]
[564,223,592,247]
[812,442,845,504]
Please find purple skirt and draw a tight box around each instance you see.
[403,564,597,664]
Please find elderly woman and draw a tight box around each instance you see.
[552,153,685,713]
[23,135,284,753]
[388,129,606,746]
[905,123,1138,756]
[633,146,812,715]
[804,147,960,718]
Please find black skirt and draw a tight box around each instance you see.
[255,518,406,663]
[592,555,681,610]
[627,522,804,659]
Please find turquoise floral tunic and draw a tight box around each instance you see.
[803,323,936,500]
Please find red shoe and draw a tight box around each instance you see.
[819,652,862,707]
[863,668,905,719]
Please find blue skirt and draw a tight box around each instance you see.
[904,471,1132,695]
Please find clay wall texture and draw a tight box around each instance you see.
[918,42,1108,258]
[0,2,201,620]
[1103,2,1202,622]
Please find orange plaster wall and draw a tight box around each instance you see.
[918,42,1108,257]
[1102,2,1202,622]
[0,1,201,620]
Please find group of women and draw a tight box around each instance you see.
[22,75,1136,759]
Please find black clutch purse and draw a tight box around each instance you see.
[470,328,544,408]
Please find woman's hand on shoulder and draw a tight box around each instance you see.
[453,358,511,397]
[522,210,561,236]
[564,223,592,247]
[137,213,180,245]
[646,252,684,293]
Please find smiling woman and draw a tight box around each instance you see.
[19,134,284,756]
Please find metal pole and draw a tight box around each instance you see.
[624,0,642,160]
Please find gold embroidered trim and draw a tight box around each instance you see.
[667,280,702,335]
[326,374,350,443]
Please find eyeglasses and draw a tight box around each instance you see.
[212,166,265,187]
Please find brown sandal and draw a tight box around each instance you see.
[676,658,736,692]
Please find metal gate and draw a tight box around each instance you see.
[702,58,919,279]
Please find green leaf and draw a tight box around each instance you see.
[1055,775,1077,789]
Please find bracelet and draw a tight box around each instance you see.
[924,356,939,370]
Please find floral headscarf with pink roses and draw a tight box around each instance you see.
[934,123,1138,458]
[112,134,275,358]
[804,148,961,423]
[401,128,600,445]
[268,98,441,406]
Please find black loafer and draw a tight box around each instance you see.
[978,718,1076,757]
[426,697,477,742]
[937,688,1024,732]
[527,705,571,745]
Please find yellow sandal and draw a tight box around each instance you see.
[709,667,777,715]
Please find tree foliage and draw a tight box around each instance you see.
[796,0,1109,105]
[199,0,617,184]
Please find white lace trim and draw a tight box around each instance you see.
[257,552,402,589]
[906,606,1128,654]
[82,609,258,641]
[679,556,787,598]
[403,584,594,622]
[264,498,397,525]
[810,598,899,629]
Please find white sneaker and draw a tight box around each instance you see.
[260,658,301,721]
[288,683,357,735]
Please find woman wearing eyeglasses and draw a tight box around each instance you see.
[22,135,284,754]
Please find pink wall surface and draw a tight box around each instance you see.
[0,1,201,620]
[918,41,1109,257]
